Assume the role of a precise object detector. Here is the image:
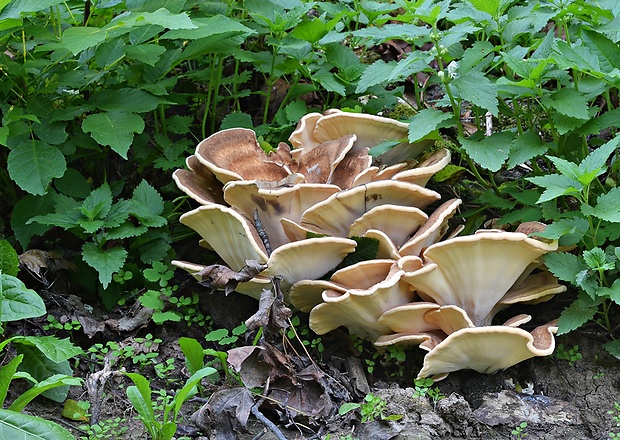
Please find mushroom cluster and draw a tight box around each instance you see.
[173,109,565,379]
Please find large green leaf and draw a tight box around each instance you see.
[14,344,74,403]
[581,188,620,222]
[0,274,46,322]
[130,180,166,227]
[61,26,107,55]
[0,356,23,408]
[82,243,127,289]
[0,409,74,440]
[124,43,166,66]
[9,336,82,363]
[161,15,254,40]
[10,193,56,249]
[0,240,19,277]
[9,374,82,412]
[452,70,499,115]
[82,111,145,158]
[0,0,65,19]
[580,28,620,73]
[458,131,513,172]
[541,88,589,120]
[89,89,169,113]
[408,109,454,143]
[7,140,66,195]
[506,131,548,168]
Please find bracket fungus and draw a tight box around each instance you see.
[173,109,566,381]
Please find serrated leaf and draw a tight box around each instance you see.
[220,112,253,130]
[597,279,620,305]
[130,180,165,227]
[541,88,589,120]
[81,184,113,221]
[161,15,254,40]
[557,293,599,335]
[408,109,454,143]
[7,140,66,196]
[583,247,612,270]
[581,28,620,73]
[0,274,46,321]
[535,217,588,245]
[356,57,428,93]
[124,43,166,66]
[452,70,498,115]
[9,336,83,363]
[579,136,619,176]
[581,187,620,222]
[544,251,587,285]
[526,174,582,203]
[82,243,127,289]
[140,8,197,29]
[458,131,513,172]
[548,156,581,181]
[82,111,145,158]
[314,69,346,96]
[0,409,75,440]
[506,130,548,168]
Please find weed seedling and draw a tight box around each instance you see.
[555,344,583,367]
[339,393,402,423]
[412,377,445,409]
[608,402,620,439]
[511,421,528,438]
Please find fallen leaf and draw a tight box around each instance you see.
[198,261,266,295]
[192,387,254,440]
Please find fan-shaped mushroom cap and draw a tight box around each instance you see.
[289,279,348,313]
[180,205,268,272]
[349,205,428,247]
[292,134,357,183]
[401,231,558,326]
[399,198,462,257]
[173,155,225,205]
[363,229,401,260]
[374,330,446,351]
[501,272,567,306]
[223,180,341,249]
[300,181,441,237]
[309,262,414,341]
[391,149,451,187]
[195,128,291,184]
[378,302,441,333]
[329,148,374,189]
[416,321,558,379]
[267,237,357,291]
[289,112,323,150]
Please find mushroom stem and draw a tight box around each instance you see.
[253,209,272,256]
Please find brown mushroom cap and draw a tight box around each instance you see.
[401,231,558,326]
[329,148,374,189]
[180,205,268,271]
[195,128,291,184]
[292,134,357,183]
[300,181,441,237]
[173,155,226,205]
[416,321,558,379]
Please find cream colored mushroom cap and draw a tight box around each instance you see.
[195,128,290,184]
[301,181,441,237]
[289,112,322,150]
[223,180,340,249]
[390,149,451,187]
[267,237,357,290]
[179,205,268,272]
[309,265,414,341]
[416,322,558,379]
[289,279,347,313]
[402,231,558,326]
[378,302,441,333]
[363,229,401,260]
[349,205,428,247]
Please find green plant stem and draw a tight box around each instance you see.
[201,58,218,139]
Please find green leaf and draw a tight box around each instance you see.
[80,184,113,221]
[161,15,254,40]
[597,279,620,305]
[125,373,157,431]
[7,140,66,196]
[0,355,22,407]
[408,109,454,143]
[534,217,588,246]
[548,156,581,181]
[581,28,620,73]
[13,344,74,402]
[458,131,514,172]
[506,131,548,168]
[0,408,75,440]
[9,374,81,412]
[124,43,167,66]
[544,251,587,285]
[140,8,197,29]
[90,89,169,113]
[557,293,600,335]
[0,274,46,321]
[579,136,620,177]
[452,70,498,115]
[339,402,361,415]
[541,88,589,120]
[9,335,82,364]
[356,56,428,93]
[130,180,166,226]
[581,188,620,222]
[82,243,127,289]
[603,339,620,359]
[178,337,205,376]
[313,69,346,96]
[82,111,145,159]
[168,367,217,422]
[138,290,164,310]
[0,240,19,277]
[95,38,126,69]
[61,26,107,55]
[0,0,66,19]
[526,174,582,203]
[582,247,613,271]
[341,237,379,267]
[11,193,56,249]
[220,112,254,130]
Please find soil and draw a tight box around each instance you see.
[13,281,620,440]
